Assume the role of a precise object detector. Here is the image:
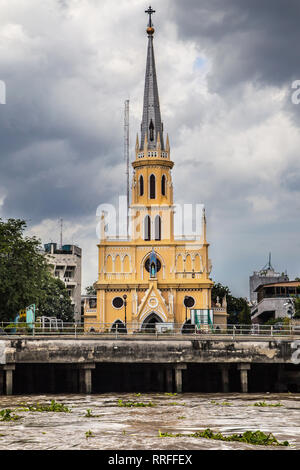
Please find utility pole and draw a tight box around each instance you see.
[124,99,130,238]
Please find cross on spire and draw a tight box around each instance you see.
[140,5,164,151]
[145,5,155,27]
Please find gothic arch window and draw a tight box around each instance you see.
[150,174,156,199]
[111,319,127,333]
[144,215,151,241]
[139,175,144,196]
[161,175,166,196]
[185,254,192,272]
[155,215,162,241]
[149,119,154,141]
[141,313,163,331]
[144,254,162,274]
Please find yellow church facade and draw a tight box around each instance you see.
[84,9,227,331]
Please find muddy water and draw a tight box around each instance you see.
[0,393,299,450]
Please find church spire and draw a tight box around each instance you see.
[140,6,164,151]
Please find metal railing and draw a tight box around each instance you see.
[0,322,300,339]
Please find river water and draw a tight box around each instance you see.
[0,393,299,450]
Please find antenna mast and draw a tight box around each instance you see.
[124,99,130,237]
[59,218,63,249]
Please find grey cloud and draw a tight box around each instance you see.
[0,3,131,222]
[171,0,300,92]
[282,171,300,192]
[1,1,300,298]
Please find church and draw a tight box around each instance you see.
[84,7,227,332]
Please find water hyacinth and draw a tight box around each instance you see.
[17,400,71,413]
[117,399,155,408]
[0,409,21,422]
[158,428,289,447]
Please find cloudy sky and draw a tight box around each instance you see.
[0,0,300,298]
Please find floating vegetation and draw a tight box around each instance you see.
[159,430,181,438]
[85,409,101,418]
[135,393,141,397]
[177,416,186,420]
[117,399,155,408]
[18,400,71,413]
[85,430,95,439]
[210,400,232,406]
[253,401,283,408]
[158,428,289,447]
[165,393,177,397]
[0,409,21,422]
[168,402,185,406]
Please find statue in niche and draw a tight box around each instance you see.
[149,248,158,278]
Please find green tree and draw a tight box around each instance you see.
[238,303,251,325]
[294,298,300,318]
[0,219,49,321]
[265,317,285,326]
[0,218,74,322]
[212,282,249,325]
[37,275,74,322]
[85,285,96,296]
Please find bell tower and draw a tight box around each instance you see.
[131,6,174,242]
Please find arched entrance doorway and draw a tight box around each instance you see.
[111,320,127,334]
[141,313,163,332]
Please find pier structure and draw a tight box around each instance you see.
[0,336,299,395]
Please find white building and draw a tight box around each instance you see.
[249,254,288,304]
[44,243,82,323]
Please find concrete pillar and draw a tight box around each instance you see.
[175,369,182,393]
[237,364,251,393]
[174,365,187,393]
[4,365,15,396]
[220,365,230,393]
[165,368,173,393]
[79,364,95,394]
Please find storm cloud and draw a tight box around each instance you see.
[0,0,299,296]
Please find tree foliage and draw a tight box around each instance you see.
[212,282,250,324]
[294,298,300,319]
[37,274,74,322]
[0,219,48,321]
[85,285,96,296]
[0,218,73,322]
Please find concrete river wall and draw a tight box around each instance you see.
[0,336,299,395]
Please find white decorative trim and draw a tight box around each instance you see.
[139,309,167,323]
[148,297,159,309]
